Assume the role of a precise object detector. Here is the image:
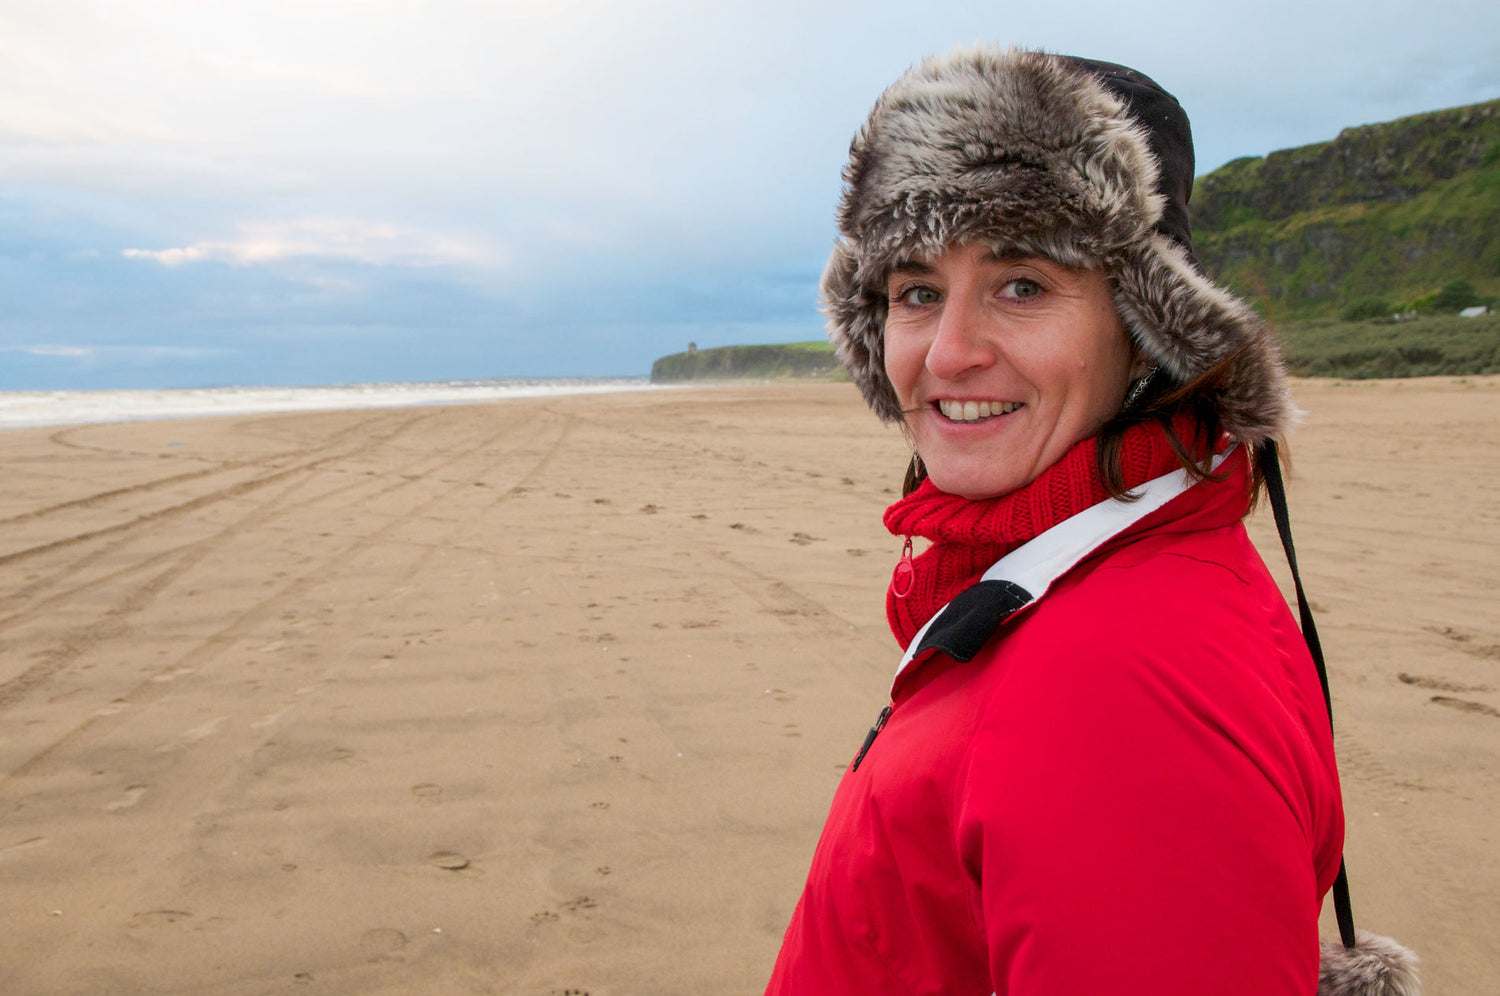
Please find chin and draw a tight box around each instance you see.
[926,467,1026,501]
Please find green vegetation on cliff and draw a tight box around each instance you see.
[650,342,845,383]
[1193,98,1500,318]
[1279,312,1500,378]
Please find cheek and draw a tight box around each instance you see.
[1085,338,1134,416]
[1057,323,1133,428]
[882,328,923,404]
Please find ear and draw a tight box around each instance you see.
[1128,349,1154,381]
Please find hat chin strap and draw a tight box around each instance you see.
[1259,441,1421,996]
[1256,440,1354,945]
[1123,367,1157,409]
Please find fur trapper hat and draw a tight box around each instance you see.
[821,45,1293,444]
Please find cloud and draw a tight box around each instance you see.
[121,247,204,266]
[122,218,506,269]
[2,343,235,362]
[0,92,185,147]
[190,52,395,100]
[18,345,93,357]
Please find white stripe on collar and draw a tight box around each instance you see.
[893,449,1231,686]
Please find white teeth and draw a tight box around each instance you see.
[938,400,1020,422]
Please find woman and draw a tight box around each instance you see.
[766,47,1417,995]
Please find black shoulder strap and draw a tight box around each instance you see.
[1258,440,1357,950]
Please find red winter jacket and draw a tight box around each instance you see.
[766,453,1344,995]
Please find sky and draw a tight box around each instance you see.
[2,0,1498,390]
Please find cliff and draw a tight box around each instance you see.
[649,342,843,383]
[1192,98,1500,317]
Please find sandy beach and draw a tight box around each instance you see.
[1,379,1496,995]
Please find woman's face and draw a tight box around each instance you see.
[884,244,1144,500]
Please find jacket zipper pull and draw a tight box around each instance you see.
[851,704,893,772]
[892,537,915,598]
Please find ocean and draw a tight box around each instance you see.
[0,377,661,430]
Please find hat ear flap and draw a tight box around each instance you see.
[1111,234,1297,444]
[822,238,903,423]
[1318,931,1421,996]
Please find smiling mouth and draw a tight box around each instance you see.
[936,399,1023,423]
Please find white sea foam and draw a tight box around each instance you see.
[0,377,660,430]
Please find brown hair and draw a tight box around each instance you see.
[1103,343,1269,505]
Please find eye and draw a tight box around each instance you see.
[1000,278,1044,300]
[896,285,941,306]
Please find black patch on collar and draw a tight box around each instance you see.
[914,580,1034,663]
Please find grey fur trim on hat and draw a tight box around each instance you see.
[822,45,1295,444]
[1319,931,1421,996]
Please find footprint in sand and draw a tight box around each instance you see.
[1398,672,1493,694]
[0,836,48,859]
[130,910,192,927]
[411,783,443,804]
[589,801,610,810]
[561,896,597,913]
[428,850,470,871]
[251,709,289,730]
[1431,695,1500,717]
[530,910,560,924]
[155,717,228,753]
[1423,625,1500,661]
[106,785,148,812]
[360,928,408,960]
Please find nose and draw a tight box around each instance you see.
[924,292,995,382]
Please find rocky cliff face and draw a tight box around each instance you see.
[1190,98,1500,315]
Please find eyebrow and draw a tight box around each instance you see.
[887,259,935,278]
[888,248,1018,279]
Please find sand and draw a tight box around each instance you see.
[0,379,1495,995]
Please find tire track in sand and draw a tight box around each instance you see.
[0,409,430,572]
[0,406,574,779]
[0,412,439,711]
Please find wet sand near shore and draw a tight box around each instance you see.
[1,380,1495,994]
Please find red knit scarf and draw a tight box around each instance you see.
[883,419,1198,649]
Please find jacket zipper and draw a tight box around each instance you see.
[851,704,893,772]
